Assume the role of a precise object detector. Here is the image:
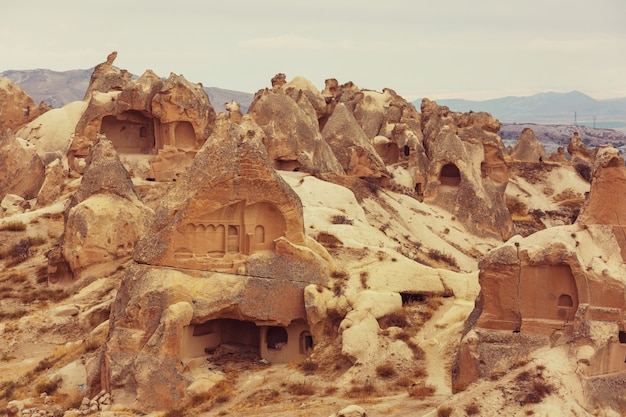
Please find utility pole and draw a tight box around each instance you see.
[593,115,596,129]
[574,112,577,127]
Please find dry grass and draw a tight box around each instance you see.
[375,362,397,378]
[427,248,459,269]
[465,402,480,415]
[437,405,453,417]
[35,376,62,395]
[0,221,27,231]
[330,214,353,225]
[298,359,319,375]
[406,382,436,398]
[345,380,377,398]
[359,271,369,289]
[315,231,343,248]
[286,380,316,396]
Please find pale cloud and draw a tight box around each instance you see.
[526,37,624,53]
[238,34,355,50]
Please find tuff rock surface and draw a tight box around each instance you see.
[453,146,626,410]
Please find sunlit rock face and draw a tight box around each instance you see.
[97,115,330,411]
[0,76,49,131]
[420,99,513,240]
[453,146,626,412]
[0,128,45,202]
[47,136,154,284]
[70,52,216,180]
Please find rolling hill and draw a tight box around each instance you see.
[412,91,626,126]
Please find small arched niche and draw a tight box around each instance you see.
[558,294,574,307]
[266,326,288,350]
[299,331,314,354]
[440,163,461,186]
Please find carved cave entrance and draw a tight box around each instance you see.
[183,319,313,363]
[518,265,579,333]
[101,111,156,154]
[439,163,461,186]
[182,319,259,359]
[102,112,197,154]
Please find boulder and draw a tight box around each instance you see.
[0,129,45,201]
[16,100,87,166]
[0,77,48,131]
[48,136,154,284]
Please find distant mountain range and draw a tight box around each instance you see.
[0,68,255,113]
[413,91,626,126]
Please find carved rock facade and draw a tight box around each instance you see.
[96,116,330,411]
[453,146,626,411]
[69,52,216,181]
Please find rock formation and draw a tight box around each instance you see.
[0,128,45,202]
[96,115,331,410]
[321,103,388,179]
[47,136,154,284]
[0,77,49,131]
[510,127,549,162]
[567,131,595,165]
[419,99,513,240]
[453,145,626,411]
[69,52,216,180]
[247,80,344,174]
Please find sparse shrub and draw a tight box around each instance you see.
[363,177,380,194]
[29,235,47,246]
[315,231,343,248]
[375,362,397,378]
[575,161,592,182]
[489,370,506,381]
[5,238,33,266]
[35,376,62,395]
[1,380,19,399]
[386,309,410,328]
[412,365,428,378]
[359,271,369,289]
[406,382,436,398]
[0,309,26,321]
[345,380,377,398]
[427,248,458,269]
[331,214,353,225]
[324,385,338,395]
[286,380,316,396]
[394,375,413,387]
[408,341,426,359]
[0,220,27,231]
[437,405,454,417]
[465,402,480,415]
[299,359,319,375]
[34,356,56,373]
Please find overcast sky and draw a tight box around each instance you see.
[2,0,625,101]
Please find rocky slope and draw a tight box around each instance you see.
[0,53,623,417]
